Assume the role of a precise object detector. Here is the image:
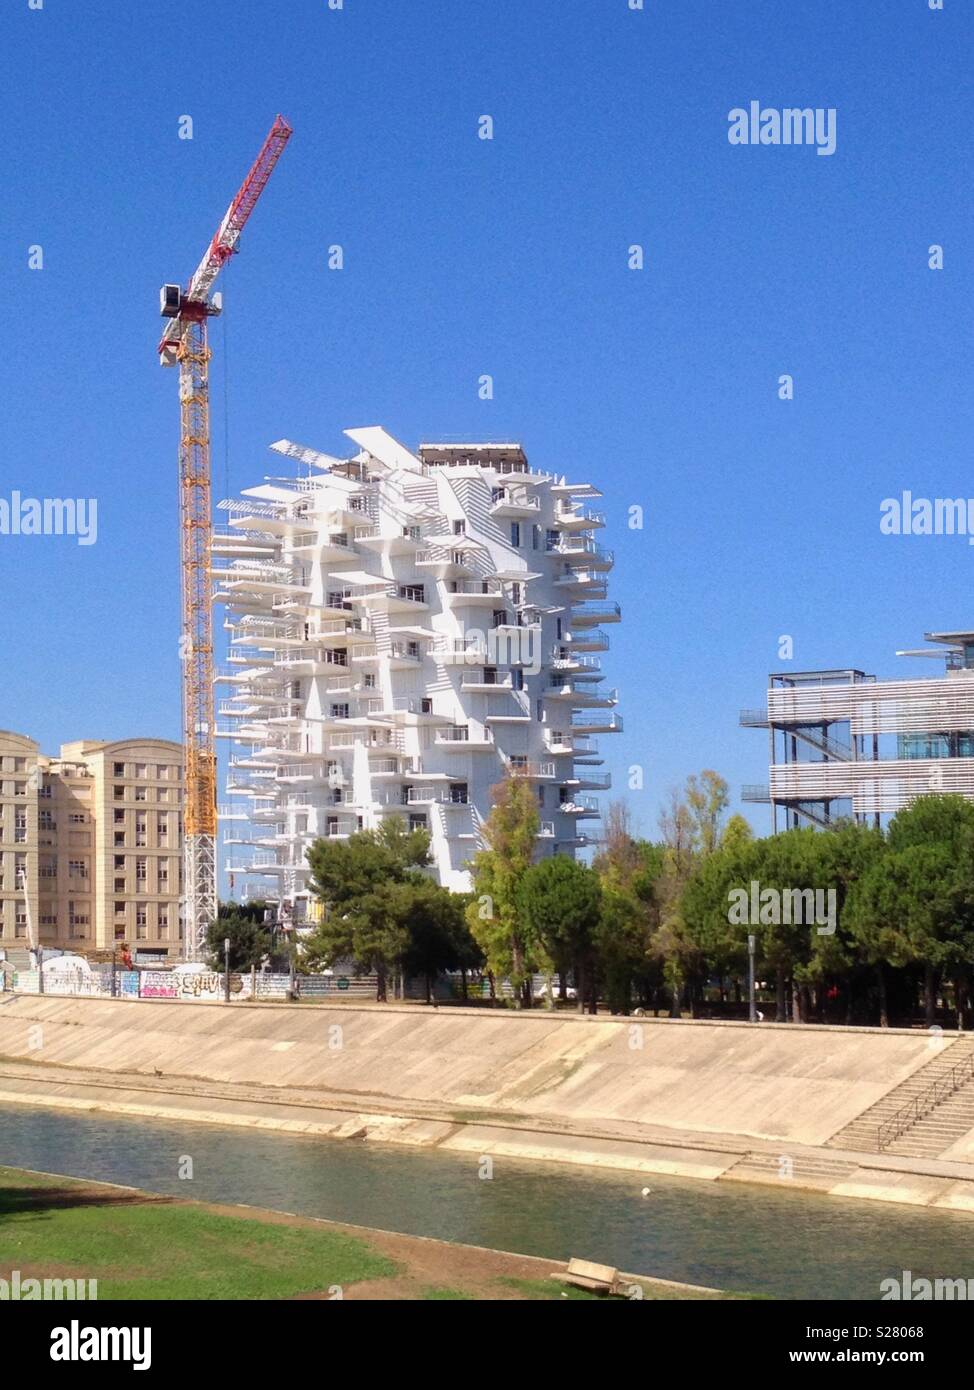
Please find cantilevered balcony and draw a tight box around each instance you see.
[552,504,606,531]
[561,628,609,653]
[554,538,614,570]
[387,640,424,669]
[353,523,425,557]
[415,546,475,579]
[315,617,373,647]
[351,581,430,615]
[210,528,279,559]
[291,530,358,563]
[558,794,601,818]
[274,648,350,675]
[570,711,623,735]
[382,697,450,725]
[442,579,507,607]
[460,671,515,694]
[554,570,609,600]
[435,725,494,749]
[489,488,541,519]
[570,601,621,628]
[504,758,556,779]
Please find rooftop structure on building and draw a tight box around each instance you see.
[741,630,974,829]
[213,425,622,921]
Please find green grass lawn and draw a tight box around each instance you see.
[0,1167,395,1300]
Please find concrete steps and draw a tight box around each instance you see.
[883,1083,974,1159]
[721,1150,857,1191]
[828,1036,974,1157]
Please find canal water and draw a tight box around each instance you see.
[1,1103,971,1299]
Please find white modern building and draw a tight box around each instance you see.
[742,629,974,830]
[214,427,621,919]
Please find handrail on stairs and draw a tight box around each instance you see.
[876,1044,974,1150]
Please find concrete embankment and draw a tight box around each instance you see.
[1,994,973,1212]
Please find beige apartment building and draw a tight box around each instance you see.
[0,732,184,959]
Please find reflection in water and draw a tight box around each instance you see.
[1,1104,972,1300]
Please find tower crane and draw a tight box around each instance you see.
[159,115,292,959]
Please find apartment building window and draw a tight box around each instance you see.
[331,703,350,720]
[538,787,546,807]
[449,783,468,804]
[114,785,124,800]
[135,814,147,847]
[114,854,124,870]
[68,859,88,880]
[114,809,125,825]
[363,673,376,689]
[115,877,125,892]
[14,912,27,938]
[420,698,433,715]
[513,669,524,691]
[491,610,506,630]
[510,522,521,546]
[39,858,57,880]
[135,763,148,779]
[327,589,352,611]
[69,904,89,931]
[158,861,169,887]
[135,908,147,939]
[532,524,541,550]
[158,911,169,939]
[537,700,544,722]
[136,857,147,888]
[38,783,51,799]
[157,765,169,779]
[39,915,57,929]
[69,813,86,824]
[14,782,26,797]
[545,528,559,551]
[409,815,427,833]
[134,787,147,802]
[114,762,125,776]
[158,816,168,841]
[452,520,465,536]
[14,816,27,843]
[397,583,425,603]
[114,832,125,847]
[13,758,26,772]
[483,666,498,686]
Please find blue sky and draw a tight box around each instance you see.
[1,0,971,848]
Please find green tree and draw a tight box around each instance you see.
[519,855,602,1013]
[305,819,432,1000]
[685,770,730,857]
[884,795,974,1025]
[466,774,540,1005]
[206,905,273,972]
[400,880,483,1003]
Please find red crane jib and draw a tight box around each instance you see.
[158,115,292,348]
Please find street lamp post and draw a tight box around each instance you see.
[748,933,757,1023]
[224,936,231,1003]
